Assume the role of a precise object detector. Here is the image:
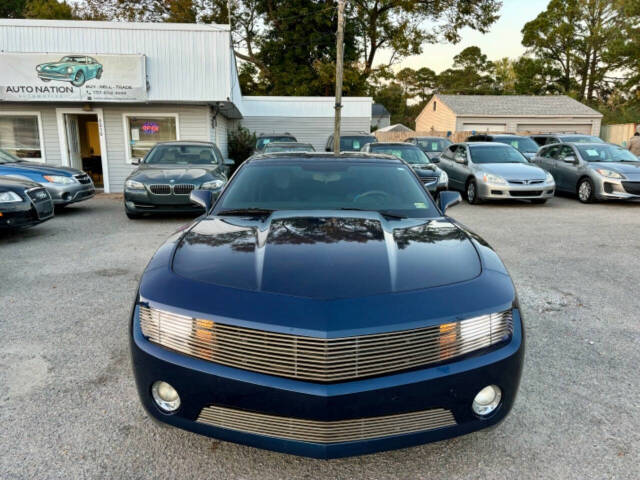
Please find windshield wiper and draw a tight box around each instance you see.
[339,208,407,219]
[216,208,274,216]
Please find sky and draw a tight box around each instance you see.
[382,0,551,74]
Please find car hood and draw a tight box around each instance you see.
[131,165,221,183]
[589,161,640,177]
[478,162,546,180]
[172,213,482,299]
[4,161,81,177]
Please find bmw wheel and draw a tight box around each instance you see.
[577,178,595,203]
[72,70,86,87]
[466,179,482,204]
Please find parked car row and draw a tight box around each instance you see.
[0,148,95,230]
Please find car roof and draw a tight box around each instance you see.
[459,142,513,147]
[154,141,216,146]
[332,131,375,137]
[411,136,450,140]
[562,142,612,147]
[257,133,295,138]
[247,152,402,164]
[369,142,414,147]
[265,142,313,147]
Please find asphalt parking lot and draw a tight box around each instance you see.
[1,194,639,479]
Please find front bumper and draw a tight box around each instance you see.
[131,306,524,459]
[594,177,640,200]
[0,200,53,229]
[43,182,95,205]
[37,71,72,81]
[124,188,205,215]
[478,181,555,200]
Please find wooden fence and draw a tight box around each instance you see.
[600,123,639,146]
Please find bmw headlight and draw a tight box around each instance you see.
[43,175,75,184]
[124,179,145,190]
[67,67,73,74]
[0,191,23,203]
[545,172,554,183]
[595,168,624,179]
[201,179,225,190]
[438,170,448,184]
[482,173,507,185]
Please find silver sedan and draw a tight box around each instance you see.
[531,143,640,203]
[436,142,555,204]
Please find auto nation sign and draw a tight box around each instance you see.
[0,53,147,101]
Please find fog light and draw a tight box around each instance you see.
[151,381,181,412]
[472,385,501,416]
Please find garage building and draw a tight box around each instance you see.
[0,19,372,192]
[415,94,602,136]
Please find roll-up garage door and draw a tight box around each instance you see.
[462,123,507,132]
[517,123,592,134]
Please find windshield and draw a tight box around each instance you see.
[61,56,84,63]
[416,138,451,152]
[215,160,435,218]
[492,136,539,153]
[0,148,22,164]
[370,145,430,164]
[264,144,315,153]
[144,145,221,165]
[470,145,528,164]
[256,136,296,150]
[576,145,640,162]
[562,135,604,143]
[340,136,376,151]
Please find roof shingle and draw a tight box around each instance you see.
[435,95,602,117]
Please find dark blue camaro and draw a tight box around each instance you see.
[130,153,524,459]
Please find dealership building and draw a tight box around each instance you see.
[0,19,372,192]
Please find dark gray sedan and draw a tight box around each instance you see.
[532,143,640,202]
[123,141,231,219]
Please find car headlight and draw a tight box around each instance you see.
[43,175,75,184]
[67,67,73,74]
[482,173,507,185]
[438,170,448,184]
[124,179,145,190]
[595,168,624,179]
[36,65,42,72]
[0,191,23,203]
[201,179,225,190]
[545,172,554,183]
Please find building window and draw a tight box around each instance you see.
[124,114,178,163]
[0,113,44,161]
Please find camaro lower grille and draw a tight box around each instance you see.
[197,406,456,443]
[139,306,513,382]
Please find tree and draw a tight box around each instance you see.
[166,0,197,23]
[0,0,27,18]
[436,46,496,94]
[24,0,74,19]
[493,58,516,93]
[512,56,559,95]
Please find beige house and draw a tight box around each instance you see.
[416,95,603,135]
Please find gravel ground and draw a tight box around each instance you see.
[1,194,638,479]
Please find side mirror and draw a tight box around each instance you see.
[430,156,440,163]
[438,191,462,214]
[454,156,467,165]
[131,158,140,165]
[223,158,235,166]
[190,189,214,212]
[563,155,577,163]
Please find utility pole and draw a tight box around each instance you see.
[333,0,345,155]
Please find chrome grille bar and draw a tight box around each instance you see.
[139,306,513,382]
[197,406,456,443]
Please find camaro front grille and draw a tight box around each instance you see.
[196,405,457,444]
[139,306,513,382]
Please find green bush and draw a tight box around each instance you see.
[228,127,257,173]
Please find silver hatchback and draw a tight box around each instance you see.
[531,143,640,202]
[437,142,555,204]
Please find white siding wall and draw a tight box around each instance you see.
[102,104,211,191]
[211,112,230,157]
[241,117,371,152]
[0,103,61,164]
